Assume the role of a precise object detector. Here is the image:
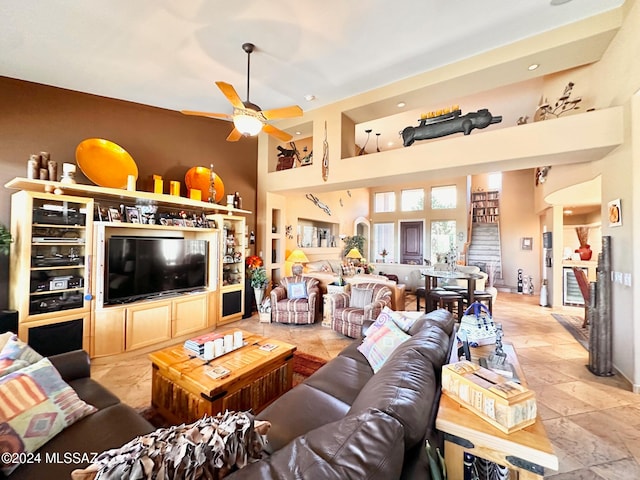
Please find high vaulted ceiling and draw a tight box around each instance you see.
[1,0,625,150]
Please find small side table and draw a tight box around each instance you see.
[322,283,350,327]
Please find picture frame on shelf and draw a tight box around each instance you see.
[124,206,141,223]
[108,207,122,223]
[96,204,110,221]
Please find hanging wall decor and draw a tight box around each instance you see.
[306,193,331,215]
[322,121,329,181]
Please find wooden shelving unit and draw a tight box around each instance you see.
[471,190,500,223]
[6,177,248,357]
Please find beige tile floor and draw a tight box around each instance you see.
[91,292,640,479]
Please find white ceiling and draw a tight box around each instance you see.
[1,0,624,151]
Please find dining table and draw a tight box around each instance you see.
[421,268,484,312]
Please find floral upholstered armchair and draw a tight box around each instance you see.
[330,282,392,338]
[270,276,321,324]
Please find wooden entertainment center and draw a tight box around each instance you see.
[6,177,249,358]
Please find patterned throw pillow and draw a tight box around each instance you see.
[350,287,374,309]
[341,263,356,276]
[382,306,424,333]
[287,282,308,299]
[0,357,97,475]
[0,333,43,378]
[71,411,270,480]
[357,317,410,373]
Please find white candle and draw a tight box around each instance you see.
[233,331,243,349]
[203,341,215,361]
[213,338,224,357]
[224,334,234,352]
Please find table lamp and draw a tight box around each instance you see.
[345,247,363,264]
[287,249,309,275]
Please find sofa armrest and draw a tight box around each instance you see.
[330,292,350,309]
[364,299,389,320]
[48,349,91,382]
[270,286,287,303]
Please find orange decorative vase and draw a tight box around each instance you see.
[575,244,592,261]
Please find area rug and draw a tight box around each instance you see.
[551,313,589,350]
[138,350,327,428]
[292,351,327,386]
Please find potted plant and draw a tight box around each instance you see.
[250,266,268,307]
[0,223,12,255]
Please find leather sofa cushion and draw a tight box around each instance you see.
[401,324,452,368]
[303,355,374,406]
[229,408,404,480]
[256,383,350,454]
[348,345,439,449]
[409,309,455,336]
[67,377,121,411]
[7,403,154,480]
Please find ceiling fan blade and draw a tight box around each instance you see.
[226,128,244,142]
[215,81,244,109]
[181,110,233,121]
[263,124,293,142]
[261,105,303,120]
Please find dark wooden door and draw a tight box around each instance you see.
[400,221,423,265]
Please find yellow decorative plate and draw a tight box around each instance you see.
[185,166,225,203]
[75,138,138,189]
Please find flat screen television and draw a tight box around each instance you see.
[105,236,208,305]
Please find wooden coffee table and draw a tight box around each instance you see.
[149,330,296,424]
[436,342,558,479]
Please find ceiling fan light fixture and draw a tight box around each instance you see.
[233,113,263,136]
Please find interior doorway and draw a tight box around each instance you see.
[400,220,423,265]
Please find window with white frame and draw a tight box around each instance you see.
[373,223,394,262]
[431,220,456,264]
[374,192,396,213]
[431,185,457,209]
[401,188,424,211]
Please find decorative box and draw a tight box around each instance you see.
[441,361,537,434]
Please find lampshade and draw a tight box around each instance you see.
[287,249,309,276]
[233,113,263,136]
[287,249,309,264]
[345,248,363,259]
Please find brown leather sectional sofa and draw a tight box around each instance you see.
[7,308,454,480]
[229,308,456,479]
[5,350,155,480]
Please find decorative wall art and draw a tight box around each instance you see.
[305,193,331,215]
[521,237,533,251]
[401,106,502,146]
[534,82,582,121]
[322,121,329,181]
[608,198,622,227]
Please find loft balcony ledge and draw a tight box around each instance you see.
[261,106,623,193]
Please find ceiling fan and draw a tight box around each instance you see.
[182,43,303,142]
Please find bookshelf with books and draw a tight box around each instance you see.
[471,190,500,223]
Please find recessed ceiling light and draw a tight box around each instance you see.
[295,131,301,135]
[528,63,539,71]
[387,141,394,147]
[564,209,573,215]
[304,94,316,102]
[550,0,572,5]
[397,101,406,108]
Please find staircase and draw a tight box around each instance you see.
[467,223,502,281]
